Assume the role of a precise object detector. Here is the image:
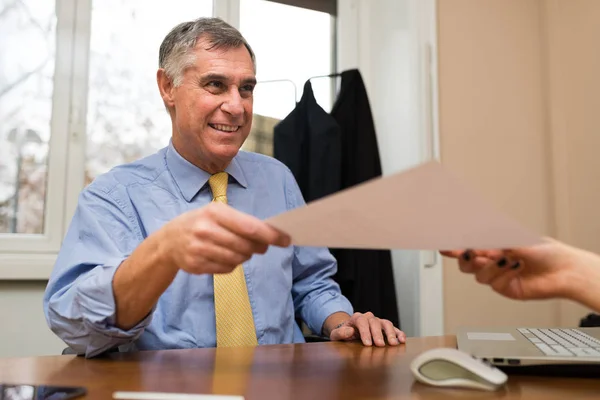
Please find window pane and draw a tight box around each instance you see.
[86,0,213,183]
[239,0,334,156]
[0,0,55,234]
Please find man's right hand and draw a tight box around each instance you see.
[161,201,291,275]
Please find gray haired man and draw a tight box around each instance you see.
[44,18,405,357]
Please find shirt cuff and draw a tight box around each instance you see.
[76,257,153,357]
[302,291,354,337]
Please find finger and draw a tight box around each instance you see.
[395,328,406,344]
[369,318,386,347]
[207,203,291,247]
[187,258,237,275]
[381,320,400,346]
[330,326,356,342]
[460,249,505,261]
[440,250,463,258]
[196,222,270,259]
[352,314,374,346]
[489,261,523,298]
[190,240,251,268]
[474,256,516,285]
[459,251,504,274]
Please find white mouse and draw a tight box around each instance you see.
[410,347,508,391]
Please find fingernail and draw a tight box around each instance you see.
[511,261,521,270]
[462,250,472,261]
[365,339,372,346]
[497,258,507,267]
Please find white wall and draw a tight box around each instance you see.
[0,281,65,357]
[338,0,440,337]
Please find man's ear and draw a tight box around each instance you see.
[157,68,175,108]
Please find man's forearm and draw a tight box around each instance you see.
[113,229,178,330]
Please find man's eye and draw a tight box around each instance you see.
[241,84,255,93]
[207,81,224,89]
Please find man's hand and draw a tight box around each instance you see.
[162,201,291,275]
[113,201,290,329]
[328,312,405,347]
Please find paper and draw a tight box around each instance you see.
[467,332,516,341]
[267,161,541,250]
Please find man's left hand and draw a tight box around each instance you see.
[329,312,405,346]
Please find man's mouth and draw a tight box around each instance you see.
[209,123,240,133]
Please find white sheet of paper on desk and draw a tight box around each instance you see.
[266,161,542,250]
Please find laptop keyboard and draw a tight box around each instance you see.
[519,328,600,357]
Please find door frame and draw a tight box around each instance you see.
[337,0,444,337]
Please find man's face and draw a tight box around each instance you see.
[168,39,255,172]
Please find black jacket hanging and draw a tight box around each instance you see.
[329,69,400,328]
[273,81,342,201]
[273,71,400,329]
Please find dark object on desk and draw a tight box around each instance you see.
[499,364,600,378]
[0,384,86,399]
[580,313,600,327]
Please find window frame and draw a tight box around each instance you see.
[0,0,79,277]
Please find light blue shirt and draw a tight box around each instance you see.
[44,142,353,358]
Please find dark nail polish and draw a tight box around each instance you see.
[462,250,472,261]
[497,258,507,267]
[511,261,521,270]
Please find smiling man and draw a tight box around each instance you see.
[43,18,405,358]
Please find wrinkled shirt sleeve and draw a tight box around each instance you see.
[283,171,354,336]
[43,181,151,358]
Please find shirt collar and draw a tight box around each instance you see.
[165,141,248,202]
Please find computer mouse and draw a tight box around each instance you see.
[410,347,508,391]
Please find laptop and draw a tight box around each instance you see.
[456,326,600,375]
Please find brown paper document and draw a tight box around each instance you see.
[267,161,541,250]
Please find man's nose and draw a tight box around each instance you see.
[221,88,244,117]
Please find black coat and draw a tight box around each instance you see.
[274,70,400,328]
[329,69,399,328]
[273,81,341,201]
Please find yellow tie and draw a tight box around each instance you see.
[209,172,258,347]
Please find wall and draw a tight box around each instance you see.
[337,0,438,337]
[0,282,65,357]
[543,0,600,325]
[438,0,599,332]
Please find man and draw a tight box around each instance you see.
[44,17,405,358]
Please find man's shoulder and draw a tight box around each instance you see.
[86,148,168,196]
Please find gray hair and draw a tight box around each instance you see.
[159,17,256,87]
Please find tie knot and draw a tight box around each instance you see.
[209,172,229,202]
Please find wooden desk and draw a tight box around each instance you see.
[1,336,599,399]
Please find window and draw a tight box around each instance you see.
[85,0,213,182]
[0,0,337,278]
[0,0,56,234]
[239,0,335,156]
